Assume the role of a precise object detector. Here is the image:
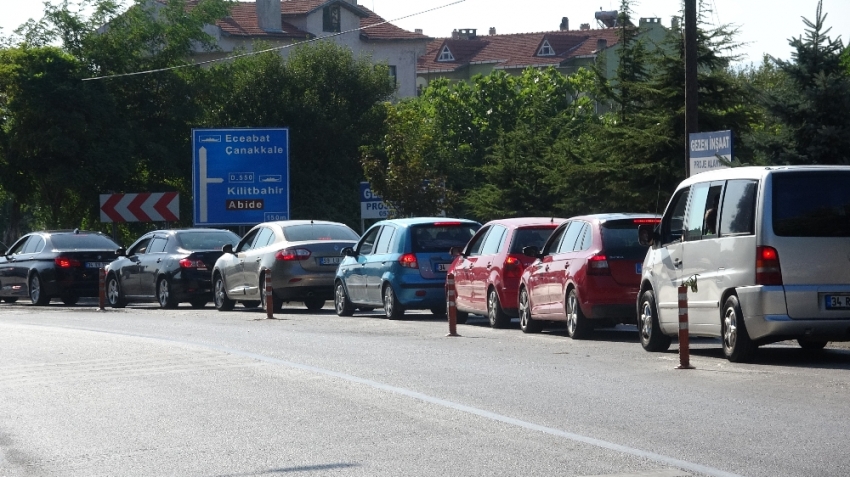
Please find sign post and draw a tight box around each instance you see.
[192,129,290,226]
[688,130,732,177]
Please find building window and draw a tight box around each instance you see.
[538,40,554,56]
[437,45,455,62]
[388,65,397,87]
[323,5,340,33]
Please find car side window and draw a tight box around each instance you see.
[357,226,381,255]
[685,183,710,241]
[7,237,31,256]
[147,236,168,254]
[464,226,491,256]
[254,228,275,249]
[236,229,259,253]
[575,224,591,251]
[374,226,396,254]
[480,225,507,255]
[129,236,152,256]
[557,222,584,253]
[720,180,757,236]
[661,188,690,245]
[23,236,45,254]
[543,223,568,255]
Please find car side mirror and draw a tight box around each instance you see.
[222,244,234,254]
[638,224,660,247]
[522,245,542,259]
[115,248,126,257]
[341,247,356,257]
[449,246,463,257]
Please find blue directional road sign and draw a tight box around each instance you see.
[193,128,290,226]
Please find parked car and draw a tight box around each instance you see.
[0,229,120,305]
[334,218,481,319]
[104,228,240,309]
[638,166,850,362]
[447,218,563,327]
[212,220,359,312]
[517,214,660,338]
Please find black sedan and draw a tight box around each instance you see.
[105,228,240,309]
[0,230,121,305]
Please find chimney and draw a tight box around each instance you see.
[489,27,496,35]
[671,16,680,30]
[580,23,591,31]
[559,17,569,31]
[452,28,477,40]
[415,28,423,35]
[596,38,607,51]
[257,0,282,32]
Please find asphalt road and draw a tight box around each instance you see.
[1,300,849,477]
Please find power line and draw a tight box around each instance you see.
[83,0,464,81]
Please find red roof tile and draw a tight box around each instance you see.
[216,2,311,39]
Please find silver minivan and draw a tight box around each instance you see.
[637,166,850,362]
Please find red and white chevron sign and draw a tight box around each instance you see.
[99,193,180,223]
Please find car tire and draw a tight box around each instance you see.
[189,298,207,309]
[722,295,757,363]
[61,294,79,306]
[638,289,671,352]
[566,289,592,339]
[259,274,283,313]
[518,287,542,333]
[798,338,828,351]
[106,274,127,309]
[305,298,325,312]
[487,288,510,329]
[157,277,178,309]
[213,274,235,311]
[29,273,50,306]
[383,284,404,320]
[334,282,355,316]
[2,297,19,303]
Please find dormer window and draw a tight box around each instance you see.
[538,40,555,56]
[437,45,455,62]
[323,5,341,33]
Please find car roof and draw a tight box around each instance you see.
[677,165,850,189]
[566,213,661,224]
[377,217,481,227]
[144,228,236,235]
[484,217,566,228]
[262,220,349,228]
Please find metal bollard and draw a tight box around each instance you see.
[265,268,274,319]
[446,273,459,337]
[98,268,106,311]
[676,284,695,369]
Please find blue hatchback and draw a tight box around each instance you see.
[334,218,481,319]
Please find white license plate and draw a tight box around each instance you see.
[86,262,109,269]
[825,295,850,310]
[319,257,342,266]
[635,263,642,274]
[436,263,449,272]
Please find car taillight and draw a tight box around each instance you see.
[756,246,783,285]
[587,254,610,276]
[399,253,418,269]
[179,258,207,270]
[504,255,523,278]
[54,257,82,268]
[275,248,311,261]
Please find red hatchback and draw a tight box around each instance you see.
[517,214,660,338]
[448,218,564,327]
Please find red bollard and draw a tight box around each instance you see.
[98,268,106,311]
[676,284,695,369]
[265,268,274,319]
[446,273,460,337]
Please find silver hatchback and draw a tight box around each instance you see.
[638,166,850,362]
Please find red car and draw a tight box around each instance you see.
[517,213,660,338]
[448,218,564,327]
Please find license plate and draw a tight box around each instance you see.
[319,257,341,266]
[825,295,850,310]
[436,263,449,272]
[86,262,109,269]
[635,263,642,274]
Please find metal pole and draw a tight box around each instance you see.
[676,284,695,370]
[684,0,699,178]
[445,273,459,337]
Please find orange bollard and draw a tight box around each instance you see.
[265,268,274,319]
[676,284,695,369]
[446,273,459,337]
[98,268,106,311]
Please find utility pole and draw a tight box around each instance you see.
[684,0,698,178]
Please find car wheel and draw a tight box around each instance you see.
[798,338,828,351]
[383,284,404,320]
[638,289,671,352]
[722,295,756,362]
[566,289,592,339]
[106,274,126,309]
[157,277,178,309]
[305,298,325,312]
[29,274,50,306]
[213,274,235,311]
[487,288,510,329]
[3,297,19,303]
[259,274,283,313]
[189,298,207,309]
[518,287,541,333]
[334,282,355,316]
[61,294,79,306]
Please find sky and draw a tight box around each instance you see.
[1,0,848,65]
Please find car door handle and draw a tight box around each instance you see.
[486,263,491,269]
[255,258,261,262]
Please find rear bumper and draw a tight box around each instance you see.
[738,285,850,341]
[579,278,639,320]
[396,281,445,309]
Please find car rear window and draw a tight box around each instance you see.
[411,223,479,253]
[282,224,359,242]
[50,234,119,250]
[601,221,651,260]
[509,227,557,254]
[773,171,850,237]
[177,231,240,250]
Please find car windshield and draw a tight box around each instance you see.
[601,221,650,260]
[411,223,479,253]
[509,227,557,254]
[282,224,359,242]
[50,234,119,250]
[177,231,240,250]
[773,171,850,237]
